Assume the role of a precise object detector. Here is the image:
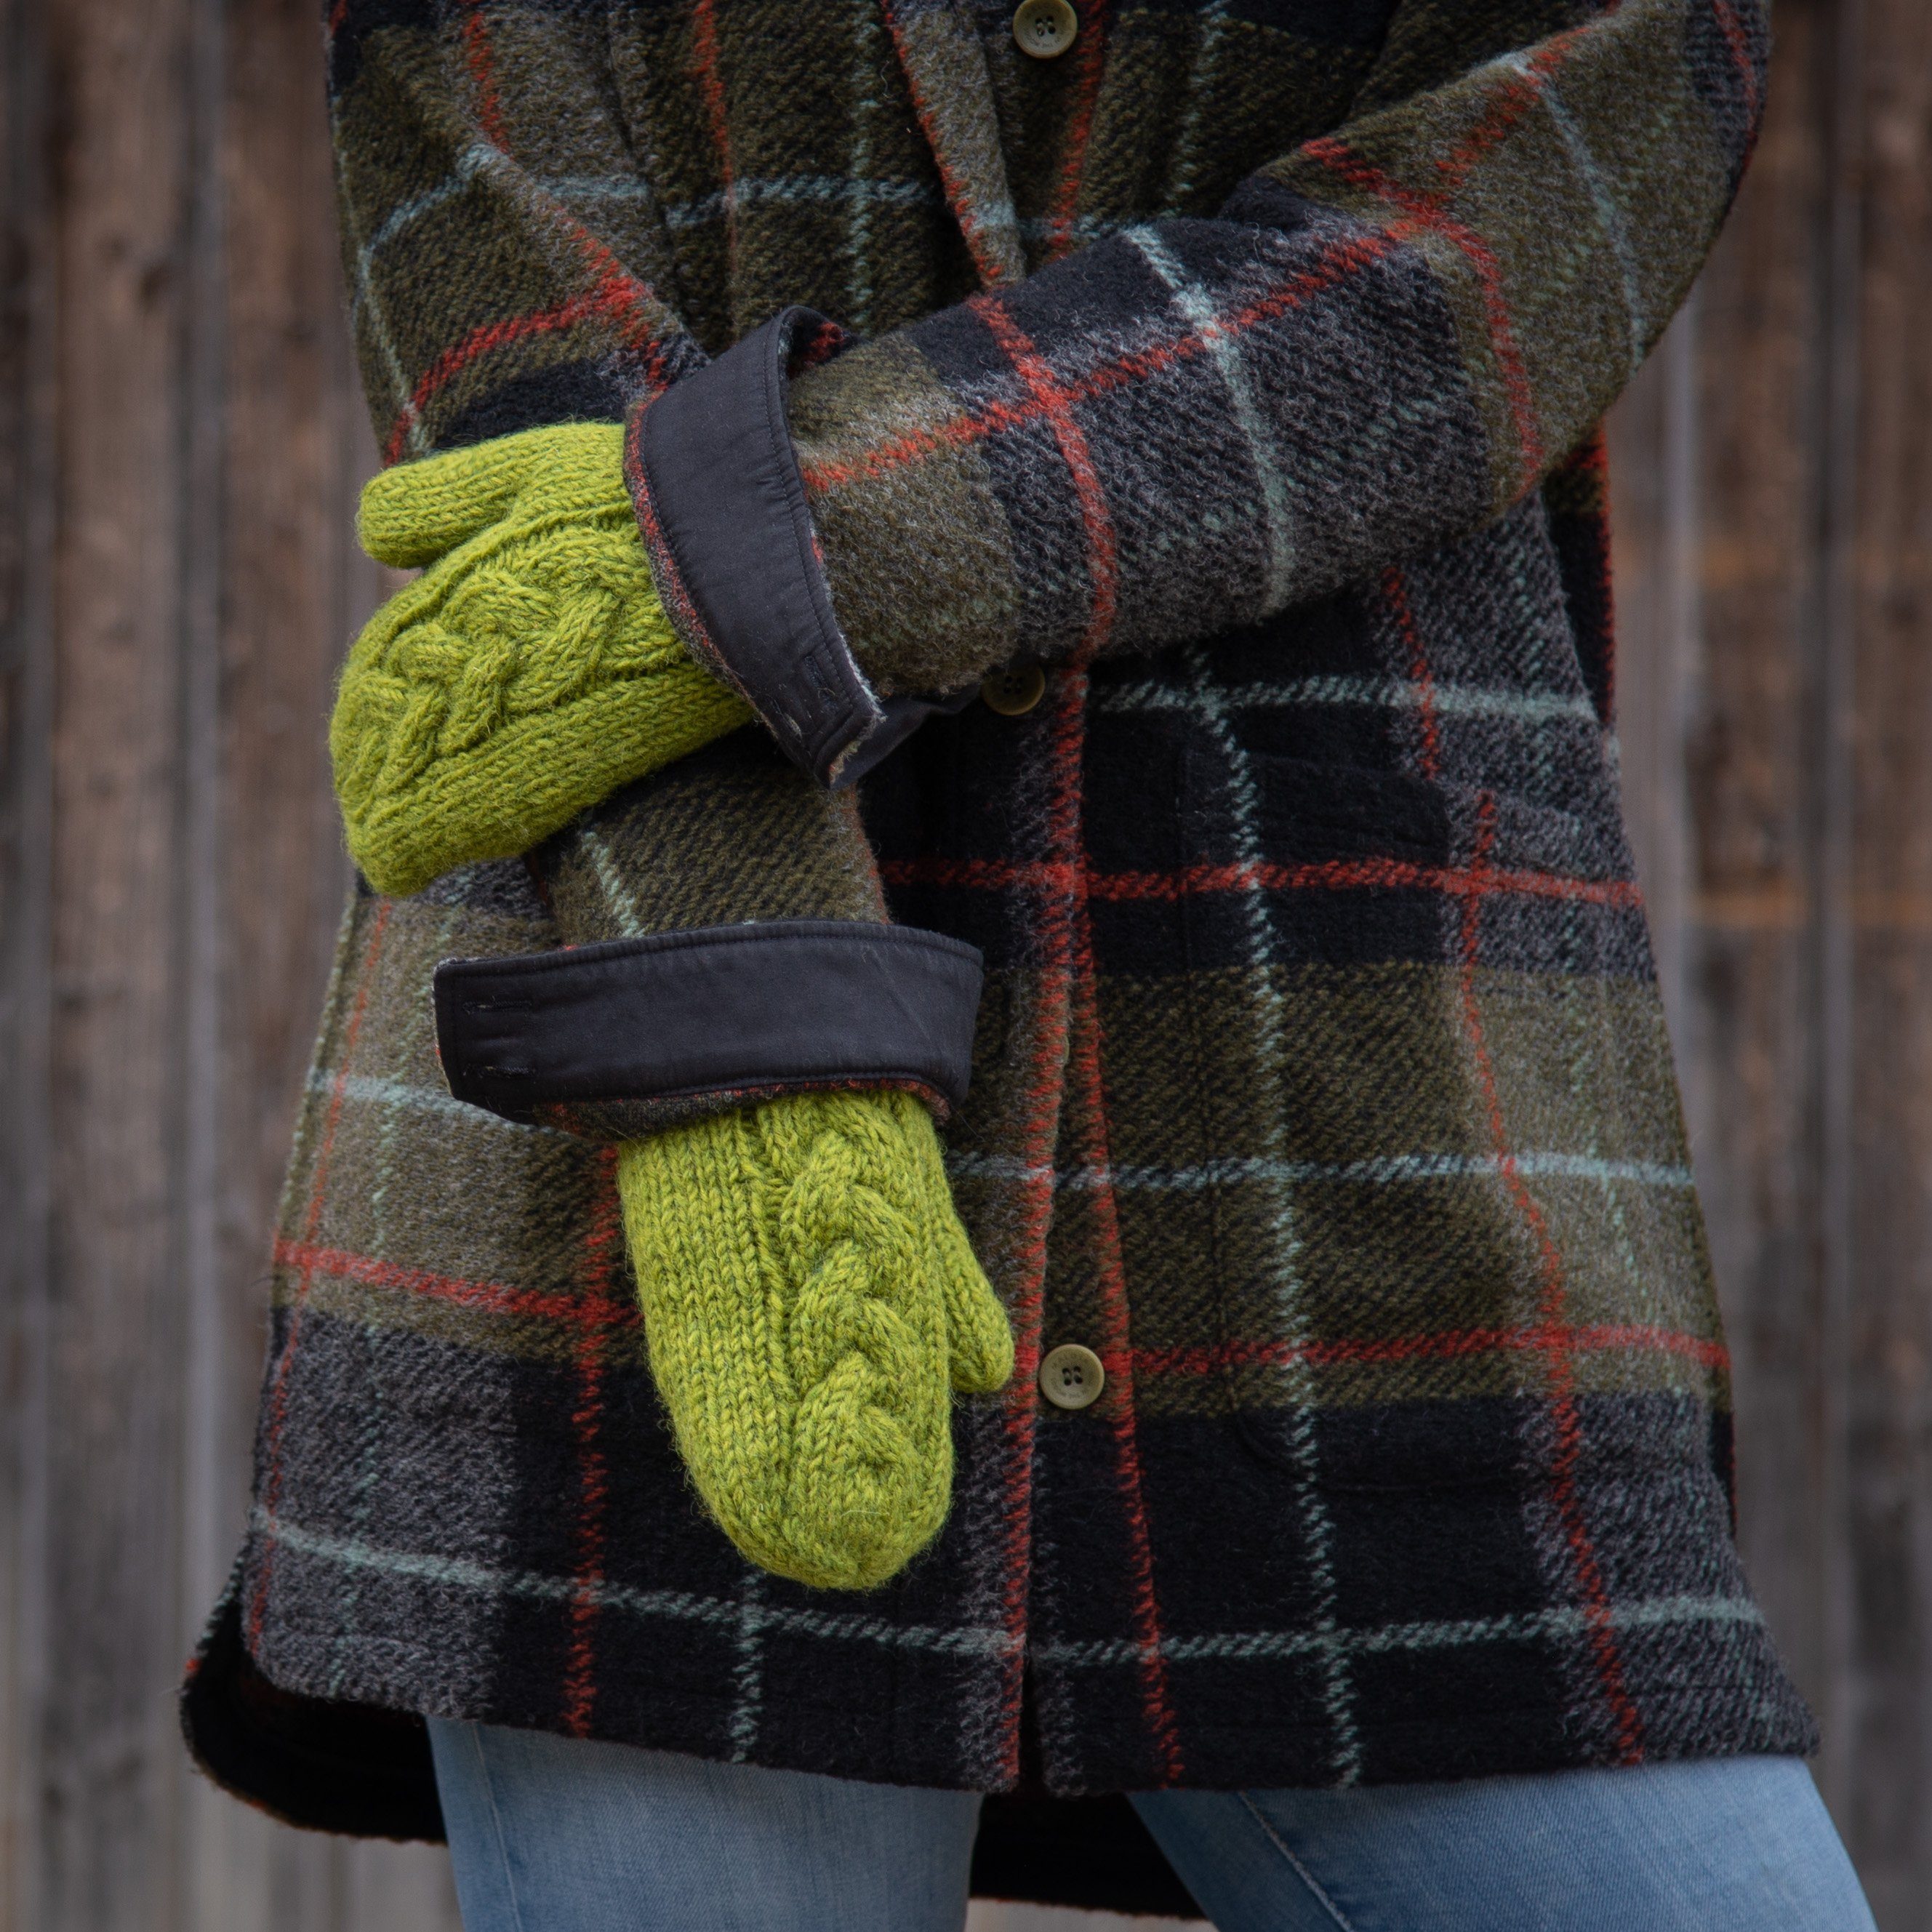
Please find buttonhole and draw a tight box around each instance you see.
[803,649,837,703]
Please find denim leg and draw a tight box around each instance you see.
[1132,1757,1877,1932]
[427,1717,982,1932]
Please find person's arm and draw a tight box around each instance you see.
[322,1,923,900]
[625,0,1766,782]
[322,4,1013,1595]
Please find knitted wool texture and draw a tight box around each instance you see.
[620,1088,1014,1591]
[332,423,749,898]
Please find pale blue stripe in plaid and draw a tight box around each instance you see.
[946,1153,1696,1192]
[1034,1594,1768,1670]
[256,1512,1019,1659]
[256,1511,1760,1671]
[1094,676,1601,726]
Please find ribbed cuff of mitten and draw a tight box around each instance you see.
[433,919,983,1142]
[624,308,973,789]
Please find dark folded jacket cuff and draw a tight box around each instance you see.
[433,919,983,1142]
[624,305,961,788]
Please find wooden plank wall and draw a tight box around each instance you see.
[0,0,461,1924]
[1611,0,1932,1922]
[0,0,1926,1927]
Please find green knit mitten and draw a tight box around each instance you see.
[332,424,750,897]
[619,1088,1014,1591]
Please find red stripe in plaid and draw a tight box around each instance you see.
[1710,0,1763,127]
[1042,0,1110,264]
[269,1237,1725,1379]
[269,1235,644,1336]
[1423,31,1588,199]
[564,1152,625,1735]
[990,641,1184,1780]
[1057,666,1185,1780]
[1456,795,1644,1761]
[382,277,648,465]
[1067,978,1187,1779]
[975,298,1118,653]
[465,0,680,377]
[801,228,1398,495]
[1382,565,1440,782]
[249,901,393,1650]
[689,0,739,284]
[882,855,1643,910]
[460,0,508,150]
[1137,1323,1731,1381]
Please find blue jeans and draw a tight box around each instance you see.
[428,1718,1875,1931]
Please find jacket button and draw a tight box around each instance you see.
[1013,0,1078,60]
[981,663,1046,716]
[1040,1343,1105,1410]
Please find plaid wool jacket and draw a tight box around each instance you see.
[185,0,1813,1913]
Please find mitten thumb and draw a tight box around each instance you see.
[937,1216,1014,1397]
[892,1097,1014,1396]
[356,423,624,567]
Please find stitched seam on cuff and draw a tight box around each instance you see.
[760,313,878,780]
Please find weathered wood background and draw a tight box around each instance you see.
[1,1,1927,1926]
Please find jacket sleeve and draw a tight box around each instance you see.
[325,3,913,1137]
[625,0,1765,783]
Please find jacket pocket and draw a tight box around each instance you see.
[1172,744,1606,1475]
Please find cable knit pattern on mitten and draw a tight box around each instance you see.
[619,1088,1014,1592]
[332,424,750,897]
